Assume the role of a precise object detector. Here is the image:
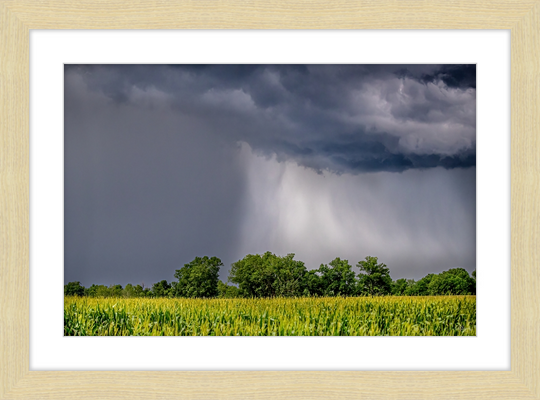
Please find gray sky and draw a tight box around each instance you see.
[64,64,476,286]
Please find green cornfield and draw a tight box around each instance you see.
[64,296,475,336]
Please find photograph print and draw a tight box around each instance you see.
[64,64,476,336]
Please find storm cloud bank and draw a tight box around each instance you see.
[67,64,475,174]
[64,65,475,286]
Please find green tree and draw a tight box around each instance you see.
[151,280,171,297]
[85,284,99,297]
[405,274,434,296]
[64,281,86,296]
[123,283,136,298]
[357,256,392,296]
[97,285,111,297]
[304,269,322,297]
[229,253,274,297]
[109,284,123,297]
[392,278,412,296]
[401,279,416,295]
[228,252,308,298]
[317,257,356,297]
[173,256,222,298]
[272,253,309,297]
[428,268,476,295]
[132,284,150,298]
[217,281,241,298]
[84,284,110,297]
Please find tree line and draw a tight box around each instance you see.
[64,252,476,298]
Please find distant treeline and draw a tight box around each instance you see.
[64,252,476,299]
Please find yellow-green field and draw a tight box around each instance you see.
[64,296,475,336]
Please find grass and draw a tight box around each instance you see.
[64,295,476,336]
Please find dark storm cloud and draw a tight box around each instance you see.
[64,65,476,286]
[66,64,475,174]
[418,64,476,89]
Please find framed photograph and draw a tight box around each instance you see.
[62,61,478,337]
[1,1,537,398]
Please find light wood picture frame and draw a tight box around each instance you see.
[1,0,538,398]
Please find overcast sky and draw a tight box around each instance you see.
[64,64,476,287]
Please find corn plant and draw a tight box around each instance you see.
[64,296,476,336]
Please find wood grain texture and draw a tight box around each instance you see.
[0,1,30,399]
[1,0,538,29]
[511,2,540,398]
[1,0,539,398]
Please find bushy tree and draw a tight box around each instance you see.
[151,280,171,297]
[357,256,392,296]
[304,269,323,297]
[401,279,416,295]
[123,283,136,298]
[404,274,434,296]
[66,254,477,299]
[217,281,241,298]
[85,284,99,297]
[108,284,123,297]
[229,253,271,297]
[85,284,109,297]
[173,256,222,298]
[272,253,309,297]
[317,258,356,297]
[392,278,409,296]
[132,284,151,297]
[228,252,308,298]
[428,268,476,295]
[64,281,86,296]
